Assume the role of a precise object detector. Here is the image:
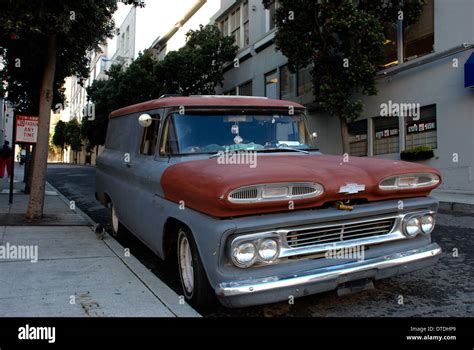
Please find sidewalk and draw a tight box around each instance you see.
[0,164,200,317]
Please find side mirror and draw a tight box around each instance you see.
[311,132,318,140]
[138,114,152,128]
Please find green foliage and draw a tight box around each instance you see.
[0,0,144,113]
[157,25,238,95]
[64,119,82,152]
[85,24,237,147]
[400,146,434,161]
[403,146,433,153]
[263,0,427,149]
[52,120,67,151]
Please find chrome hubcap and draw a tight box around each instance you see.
[179,233,194,295]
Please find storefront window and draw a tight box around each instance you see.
[265,70,278,99]
[280,65,296,100]
[373,116,399,155]
[348,120,368,156]
[297,65,312,97]
[405,105,437,149]
[239,81,253,96]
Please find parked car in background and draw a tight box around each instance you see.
[96,95,442,308]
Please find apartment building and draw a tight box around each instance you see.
[213,0,474,202]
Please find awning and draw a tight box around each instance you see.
[464,52,474,88]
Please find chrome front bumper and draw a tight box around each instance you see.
[216,243,441,307]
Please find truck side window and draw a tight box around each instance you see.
[160,116,179,155]
[139,115,160,156]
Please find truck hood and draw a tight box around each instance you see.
[161,154,442,218]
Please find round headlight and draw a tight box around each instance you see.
[404,217,421,237]
[420,215,435,234]
[258,239,279,262]
[233,242,257,268]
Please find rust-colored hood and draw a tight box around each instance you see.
[161,154,442,218]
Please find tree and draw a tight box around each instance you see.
[52,120,67,160]
[64,119,82,164]
[0,0,143,219]
[85,24,237,149]
[156,25,238,95]
[263,0,427,153]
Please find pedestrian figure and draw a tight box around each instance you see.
[0,141,12,178]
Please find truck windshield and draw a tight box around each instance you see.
[161,113,317,155]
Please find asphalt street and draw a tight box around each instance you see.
[46,164,474,317]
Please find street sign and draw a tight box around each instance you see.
[16,115,38,143]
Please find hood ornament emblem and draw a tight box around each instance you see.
[339,183,366,194]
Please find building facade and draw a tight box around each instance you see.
[212,0,474,202]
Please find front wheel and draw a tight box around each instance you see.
[177,228,215,308]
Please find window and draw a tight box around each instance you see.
[297,66,312,97]
[373,116,399,155]
[223,17,229,36]
[224,88,237,95]
[404,0,434,61]
[243,1,249,47]
[219,2,249,49]
[239,81,253,96]
[266,0,278,32]
[348,120,368,156]
[265,70,278,99]
[230,7,241,47]
[139,116,160,156]
[280,65,296,100]
[380,0,434,68]
[381,24,398,68]
[405,105,437,149]
[160,113,315,155]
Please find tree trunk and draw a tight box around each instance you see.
[26,35,57,220]
[339,116,350,155]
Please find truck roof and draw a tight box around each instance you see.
[109,95,306,118]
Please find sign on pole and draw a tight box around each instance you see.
[15,115,39,143]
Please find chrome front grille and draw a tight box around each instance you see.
[286,218,396,248]
[229,188,259,201]
[291,185,316,196]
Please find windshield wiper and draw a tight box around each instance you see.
[257,147,310,154]
[209,149,234,158]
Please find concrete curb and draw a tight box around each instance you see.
[46,180,201,317]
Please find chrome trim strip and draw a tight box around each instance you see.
[218,243,442,297]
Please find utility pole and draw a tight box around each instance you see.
[9,113,16,204]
